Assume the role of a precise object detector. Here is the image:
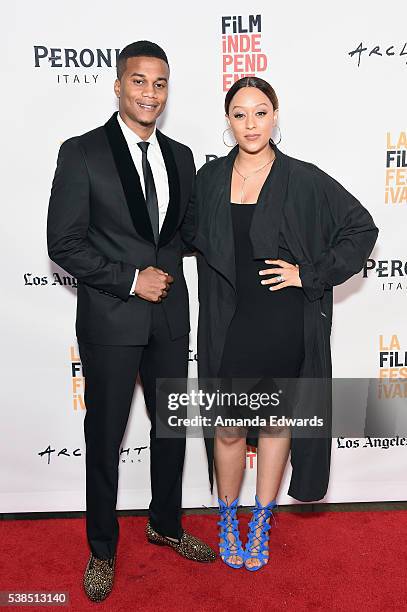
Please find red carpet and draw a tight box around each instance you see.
[1,510,407,611]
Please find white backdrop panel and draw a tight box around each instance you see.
[1,0,406,511]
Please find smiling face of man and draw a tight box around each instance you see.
[114,55,169,138]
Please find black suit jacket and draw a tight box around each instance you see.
[47,112,195,345]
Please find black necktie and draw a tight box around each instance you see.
[137,141,159,243]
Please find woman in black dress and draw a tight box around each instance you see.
[191,77,378,571]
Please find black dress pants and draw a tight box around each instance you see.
[78,303,188,559]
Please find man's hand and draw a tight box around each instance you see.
[134,266,173,302]
[259,259,302,291]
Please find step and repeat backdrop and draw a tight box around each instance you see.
[1,1,406,512]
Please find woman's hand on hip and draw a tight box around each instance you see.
[259,259,302,291]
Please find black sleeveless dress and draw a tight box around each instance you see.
[217,203,305,426]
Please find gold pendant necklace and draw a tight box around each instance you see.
[233,156,275,203]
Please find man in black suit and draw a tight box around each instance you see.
[47,41,215,602]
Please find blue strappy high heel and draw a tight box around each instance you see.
[217,497,245,569]
[244,495,277,572]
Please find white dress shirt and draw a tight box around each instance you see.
[116,113,170,295]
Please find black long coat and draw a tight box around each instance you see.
[190,143,378,502]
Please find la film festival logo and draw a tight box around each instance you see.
[222,15,268,91]
[70,346,85,411]
[385,131,407,205]
[379,334,407,379]
[378,334,407,400]
[33,45,120,84]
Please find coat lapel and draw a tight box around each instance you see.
[206,146,237,291]
[204,142,289,291]
[156,130,181,248]
[104,112,155,244]
[249,143,289,259]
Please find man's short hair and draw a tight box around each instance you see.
[117,41,169,79]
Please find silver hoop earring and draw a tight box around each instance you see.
[271,125,282,145]
[223,127,237,148]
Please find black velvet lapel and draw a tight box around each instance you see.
[156,130,181,248]
[104,113,155,244]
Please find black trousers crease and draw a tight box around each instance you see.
[79,303,188,559]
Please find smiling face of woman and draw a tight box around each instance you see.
[227,86,278,155]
